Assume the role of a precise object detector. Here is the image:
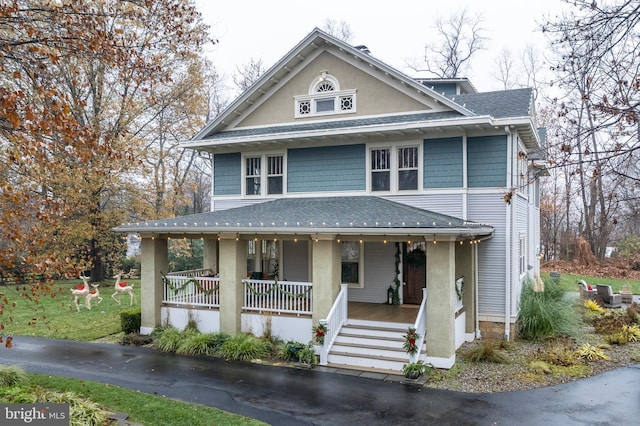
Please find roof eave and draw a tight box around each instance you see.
[114,225,494,238]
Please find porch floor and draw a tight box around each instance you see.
[347,302,418,324]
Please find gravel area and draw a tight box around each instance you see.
[424,333,640,394]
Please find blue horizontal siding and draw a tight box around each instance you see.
[467,135,507,188]
[423,137,463,188]
[214,153,241,195]
[288,144,365,192]
[426,82,457,97]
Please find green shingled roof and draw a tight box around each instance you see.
[115,196,493,237]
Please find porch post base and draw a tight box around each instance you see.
[465,332,476,342]
[140,326,154,335]
[426,354,456,369]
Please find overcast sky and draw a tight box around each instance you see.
[194,0,569,94]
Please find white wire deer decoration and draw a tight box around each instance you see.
[85,284,103,309]
[111,271,137,306]
[71,275,91,312]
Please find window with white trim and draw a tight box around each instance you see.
[243,153,285,196]
[371,149,390,191]
[369,145,421,193]
[267,155,283,195]
[294,71,356,118]
[341,241,363,288]
[245,157,261,196]
[398,147,418,190]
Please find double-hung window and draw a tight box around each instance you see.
[370,145,420,192]
[398,147,418,190]
[371,149,391,191]
[244,154,285,196]
[245,157,261,196]
[267,155,283,195]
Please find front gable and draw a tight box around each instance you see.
[192,28,472,144]
[237,50,449,128]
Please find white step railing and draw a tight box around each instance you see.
[163,275,220,307]
[409,287,427,363]
[242,279,312,316]
[319,283,349,365]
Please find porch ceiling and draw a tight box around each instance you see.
[114,196,494,240]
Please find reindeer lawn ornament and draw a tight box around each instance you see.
[112,271,137,306]
[71,275,91,312]
[84,284,103,309]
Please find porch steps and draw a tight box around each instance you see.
[326,320,425,373]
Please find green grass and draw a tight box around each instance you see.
[16,373,267,426]
[1,279,142,340]
[541,272,640,294]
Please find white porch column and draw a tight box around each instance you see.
[456,242,476,336]
[426,240,456,368]
[140,237,167,335]
[218,235,247,334]
[312,235,340,322]
[203,238,218,274]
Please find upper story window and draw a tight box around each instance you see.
[294,71,356,118]
[369,145,421,193]
[243,153,285,197]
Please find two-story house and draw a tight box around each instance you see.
[115,28,545,372]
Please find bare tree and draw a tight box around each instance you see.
[233,58,265,93]
[410,7,489,78]
[542,0,640,258]
[493,48,517,90]
[322,19,354,43]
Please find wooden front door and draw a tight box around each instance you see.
[403,243,426,305]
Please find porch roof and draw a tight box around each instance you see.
[115,196,493,240]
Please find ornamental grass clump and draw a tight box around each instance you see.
[517,280,579,340]
[0,365,28,387]
[218,333,270,361]
[38,389,108,426]
[536,336,578,366]
[576,343,610,361]
[152,326,183,352]
[176,332,220,356]
[464,339,510,364]
[583,299,606,314]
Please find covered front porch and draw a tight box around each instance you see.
[115,196,493,370]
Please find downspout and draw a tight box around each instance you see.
[209,153,215,212]
[474,243,481,338]
[504,126,513,341]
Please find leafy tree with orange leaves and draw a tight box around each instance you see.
[0,0,213,330]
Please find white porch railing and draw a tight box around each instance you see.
[242,279,312,316]
[410,287,428,363]
[166,268,215,278]
[319,283,349,365]
[163,275,220,308]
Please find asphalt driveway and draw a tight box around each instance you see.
[1,337,638,425]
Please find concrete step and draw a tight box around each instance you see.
[326,319,424,373]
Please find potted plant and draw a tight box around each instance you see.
[402,360,433,380]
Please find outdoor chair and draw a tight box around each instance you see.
[577,280,597,300]
[596,285,622,308]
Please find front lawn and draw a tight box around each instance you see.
[1,278,141,341]
[541,272,640,294]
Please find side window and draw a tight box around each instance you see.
[371,149,390,191]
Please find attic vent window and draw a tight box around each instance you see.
[294,72,356,118]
